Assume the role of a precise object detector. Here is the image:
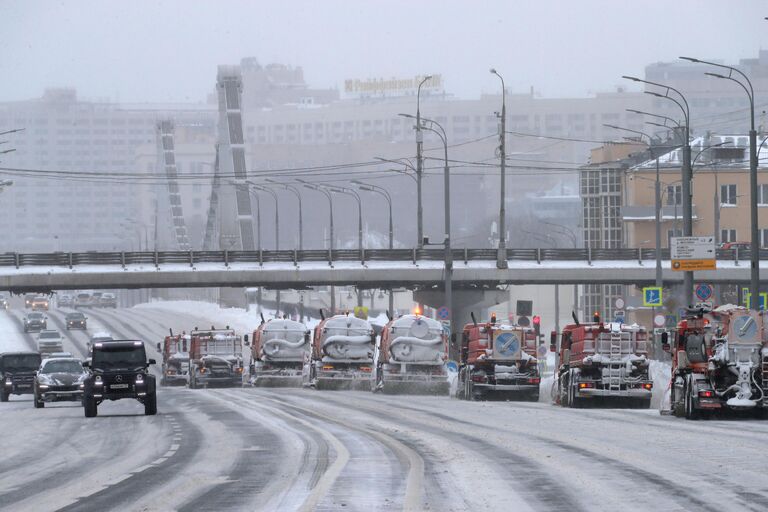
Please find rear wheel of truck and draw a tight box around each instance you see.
[144,393,157,416]
[684,381,700,420]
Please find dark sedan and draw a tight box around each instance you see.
[23,312,47,333]
[33,358,88,408]
[65,312,87,330]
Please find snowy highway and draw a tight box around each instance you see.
[2,304,768,512]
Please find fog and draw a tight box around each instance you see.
[2,1,766,102]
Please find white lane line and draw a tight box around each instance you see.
[169,443,180,451]
[131,464,154,474]
[151,457,168,465]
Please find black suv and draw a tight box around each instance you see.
[1,352,42,401]
[82,340,157,417]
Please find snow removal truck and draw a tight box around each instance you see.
[187,327,244,389]
[665,304,768,419]
[554,312,652,408]
[248,315,311,387]
[373,313,449,394]
[157,330,190,386]
[304,312,375,391]
[456,313,540,401]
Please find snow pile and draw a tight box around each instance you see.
[0,312,31,352]
[649,359,672,410]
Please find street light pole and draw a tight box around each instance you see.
[490,68,508,269]
[403,113,452,345]
[680,56,759,311]
[302,181,336,314]
[416,76,432,249]
[266,178,303,250]
[623,75,693,305]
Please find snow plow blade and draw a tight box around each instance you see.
[315,377,372,391]
[377,379,450,395]
[251,375,303,388]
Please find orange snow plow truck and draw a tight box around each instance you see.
[554,312,651,408]
[249,314,311,387]
[664,304,768,419]
[456,313,540,401]
[374,313,449,395]
[187,327,244,389]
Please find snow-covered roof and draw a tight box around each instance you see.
[631,134,768,170]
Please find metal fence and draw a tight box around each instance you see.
[0,247,762,269]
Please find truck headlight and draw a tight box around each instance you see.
[135,375,144,384]
[4,378,12,386]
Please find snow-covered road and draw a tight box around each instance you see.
[1,303,767,511]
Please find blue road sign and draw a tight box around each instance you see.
[643,287,663,307]
[445,360,459,372]
[437,306,450,320]
[695,283,713,302]
[495,332,520,357]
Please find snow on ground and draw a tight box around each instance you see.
[0,311,31,352]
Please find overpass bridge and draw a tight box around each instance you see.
[0,247,764,293]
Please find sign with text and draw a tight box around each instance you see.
[671,236,716,271]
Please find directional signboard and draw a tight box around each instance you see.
[671,236,716,271]
[742,289,768,310]
[643,287,663,307]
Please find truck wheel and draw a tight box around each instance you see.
[684,382,699,420]
[84,396,97,418]
[144,393,157,416]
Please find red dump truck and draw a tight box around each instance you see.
[304,313,375,391]
[157,331,190,386]
[374,313,449,394]
[554,313,651,408]
[187,327,244,388]
[665,304,768,419]
[249,316,311,387]
[456,313,540,401]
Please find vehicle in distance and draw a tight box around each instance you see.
[30,295,50,311]
[158,332,190,386]
[82,340,157,417]
[0,352,42,401]
[718,241,751,250]
[65,311,87,330]
[37,330,64,357]
[249,316,310,387]
[33,357,87,408]
[57,294,74,308]
[99,293,117,308]
[24,293,36,309]
[23,312,48,333]
[74,292,93,309]
[188,328,244,389]
[0,293,8,310]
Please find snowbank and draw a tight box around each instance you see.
[0,312,31,352]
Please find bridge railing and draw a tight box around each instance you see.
[0,247,764,269]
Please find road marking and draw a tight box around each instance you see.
[152,457,168,465]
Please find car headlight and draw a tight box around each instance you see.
[38,384,49,389]
[4,378,11,386]
[135,375,144,384]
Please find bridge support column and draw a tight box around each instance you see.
[413,288,508,360]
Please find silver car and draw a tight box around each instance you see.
[33,358,88,408]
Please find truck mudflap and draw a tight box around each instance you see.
[373,363,449,395]
[576,387,653,399]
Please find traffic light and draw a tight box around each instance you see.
[532,315,541,337]
[593,311,601,323]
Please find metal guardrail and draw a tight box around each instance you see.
[0,248,763,269]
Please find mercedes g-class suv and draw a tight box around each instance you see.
[82,340,157,417]
[1,352,42,401]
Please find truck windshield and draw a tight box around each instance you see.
[93,347,146,369]
[2,354,41,372]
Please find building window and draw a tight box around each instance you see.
[721,229,737,243]
[667,228,683,248]
[758,184,768,206]
[721,184,737,206]
[665,185,682,206]
[761,229,768,248]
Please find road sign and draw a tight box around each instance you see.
[666,315,678,327]
[518,316,530,327]
[742,290,768,310]
[445,360,458,372]
[695,283,713,302]
[516,300,533,317]
[653,314,666,327]
[643,287,663,307]
[353,306,369,319]
[615,298,625,309]
[440,320,451,337]
[614,310,625,323]
[436,306,450,320]
[671,236,716,271]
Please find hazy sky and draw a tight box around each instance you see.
[2,1,767,103]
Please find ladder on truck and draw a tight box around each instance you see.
[762,356,768,404]
[607,331,624,392]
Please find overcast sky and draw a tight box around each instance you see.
[2,0,767,104]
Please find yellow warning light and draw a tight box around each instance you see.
[413,305,422,316]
